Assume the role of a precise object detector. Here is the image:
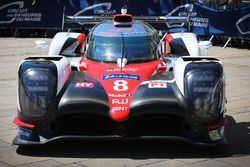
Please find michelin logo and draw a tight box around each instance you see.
[102,74,140,80]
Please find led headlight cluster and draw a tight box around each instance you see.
[19,69,56,117]
[185,70,223,119]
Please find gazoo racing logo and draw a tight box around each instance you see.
[112,98,128,105]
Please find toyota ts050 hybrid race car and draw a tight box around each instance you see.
[13,13,227,146]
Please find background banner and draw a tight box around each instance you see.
[0,0,249,38]
[0,0,63,28]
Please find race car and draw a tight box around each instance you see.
[13,13,227,145]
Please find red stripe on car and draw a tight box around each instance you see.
[13,117,35,128]
[83,59,161,121]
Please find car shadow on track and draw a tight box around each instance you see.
[16,115,250,159]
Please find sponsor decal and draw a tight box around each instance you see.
[122,31,147,36]
[209,126,224,141]
[75,82,94,88]
[108,94,132,97]
[113,80,128,91]
[148,82,167,88]
[112,98,128,105]
[18,126,32,140]
[107,68,137,72]
[141,80,175,85]
[102,74,140,80]
[111,106,128,112]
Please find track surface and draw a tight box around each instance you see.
[0,38,249,167]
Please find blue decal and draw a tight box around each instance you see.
[122,31,147,36]
[18,127,32,140]
[102,74,140,80]
[107,68,114,72]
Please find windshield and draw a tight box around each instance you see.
[87,25,158,63]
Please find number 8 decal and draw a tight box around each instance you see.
[113,80,128,91]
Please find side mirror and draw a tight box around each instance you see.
[35,40,48,55]
[198,41,212,49]
[35,40,48,49]
[198,41,212,56]
[157,43,163,57]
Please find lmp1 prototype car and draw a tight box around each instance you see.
[13,13,227,145]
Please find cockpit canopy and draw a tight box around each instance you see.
[87,21,159,63]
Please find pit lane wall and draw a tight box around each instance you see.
[0,0,249,38]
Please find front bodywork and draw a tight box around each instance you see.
[13,58,226,146]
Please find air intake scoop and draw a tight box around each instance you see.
[113,14,133,27]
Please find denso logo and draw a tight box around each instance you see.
[112,99,128,104]
[111,107,128,112]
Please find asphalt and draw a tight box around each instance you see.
[0,37,249,167]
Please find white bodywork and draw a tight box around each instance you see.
[52,57,72,95]
[173,57,190,96]
[18,57,71,95]
[17,56,71,111]
[164,32,220,96]
[48,32,82,55]
[173,56,223,96]
[164,32,211,71]
[48,32,83,71]
[168,32,199,57]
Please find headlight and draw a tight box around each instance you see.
[185,70,223,119]
[19,69,56,117]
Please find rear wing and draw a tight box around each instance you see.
[65,15,188,25]
[63,15,189,30]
